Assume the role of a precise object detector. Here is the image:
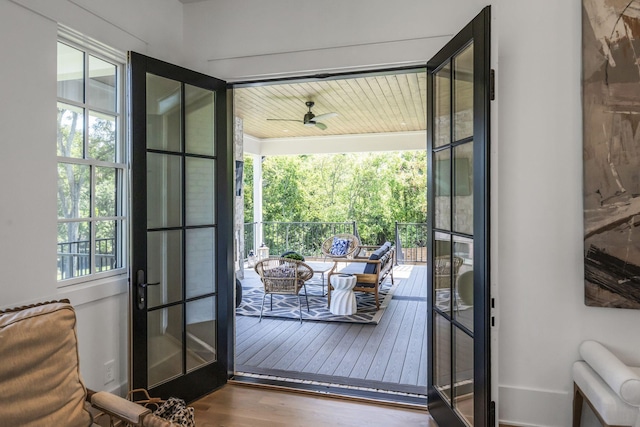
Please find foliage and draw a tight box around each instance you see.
[244,151,427,246]
[281,252,305,261]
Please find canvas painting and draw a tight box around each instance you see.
[583,0,640,308]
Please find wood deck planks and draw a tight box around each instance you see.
[235,265,428,392]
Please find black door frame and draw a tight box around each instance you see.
[129,52,235,402]
[426,6,492,427]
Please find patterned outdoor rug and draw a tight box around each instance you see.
[236,277,398,324]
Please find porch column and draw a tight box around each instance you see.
[253,154,263,250]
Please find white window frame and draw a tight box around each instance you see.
[57,27,128,286]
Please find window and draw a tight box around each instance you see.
[56,39,126,283]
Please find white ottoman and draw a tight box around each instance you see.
[330,274,357,315]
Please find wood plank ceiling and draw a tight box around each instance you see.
[233,71,427,140]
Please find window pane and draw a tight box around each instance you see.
[185,84,215,156]
[435,311,452,402]
[435,63,451,148]
[148,305,183,387]
[57,103,84,158]
[453,143,473,235]
[147,230,183,308]
[57,221,90,280]
[186,297,217,372]
[95,166,116,217]
[147,153,182,229]
[147,73,182,152]
[453,235,473,332]
[186,228,215,298]
[454,327,474,426]
[57,42,84,102]
[186,157,215,226]
[435,149,451,230]
[58,163,90,219]
[88,55,116,112]
[95,220,120,272]
[454,43,474,141]
[88,111,116,162]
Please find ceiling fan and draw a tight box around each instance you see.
[267,101,338,130]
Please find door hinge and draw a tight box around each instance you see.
[490,69,495,101]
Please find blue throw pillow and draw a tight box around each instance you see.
[330,237,351,256]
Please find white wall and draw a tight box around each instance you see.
[0,0,184,396]
[183,1,640,426]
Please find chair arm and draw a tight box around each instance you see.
[91,391,151,425]
[579,340,640,406]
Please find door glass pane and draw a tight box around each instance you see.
[147,73,182,152]
[435,149,451,230]
[186,157,215,226]
[95,220,119,272]
[147,153,182,229]
[435,63,451,148]
[88,55,116,112]
[58,163,90,218]
[435,311,452,402]
[147,230,183,308]
[186,297,217,372]
[453,235,474,331]
[185,84,215,156]
[148,305,183,388]
[454,327,474,426]
[57,221,90,280]
[186,228,216,298]
[454,43,474,141]
[88,111,117,162]
[57,43,84,103]
[453,143,473,234]
[434,232,453,313]
[57,103,84,158]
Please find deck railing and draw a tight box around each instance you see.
[57,238,117,279]
[243,221,427,264]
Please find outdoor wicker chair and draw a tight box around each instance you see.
[321,233,361,260]
[434,255,464,289]
[254,257,314,323]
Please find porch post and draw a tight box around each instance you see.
[253,154,263,251]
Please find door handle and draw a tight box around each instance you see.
[136,270,160,310]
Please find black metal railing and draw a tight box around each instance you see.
[57,238,117,280]
[395,222,428,264]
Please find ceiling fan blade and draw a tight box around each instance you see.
[312,112,338,122]
[266,119,302,123]
[314,122,327,131]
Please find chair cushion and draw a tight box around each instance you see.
[573,361,639,425]
[0,301,93,426]
[364,242,392,274]
[330,237,351,256]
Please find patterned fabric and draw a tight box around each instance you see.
[153,397,195,427]
[264,265,295,278]
[330,237,351,255]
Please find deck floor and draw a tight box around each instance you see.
[235,264,429,395]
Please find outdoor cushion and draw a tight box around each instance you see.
[364,242,392,274]
[330,237,351,256]
[338,263,367,275]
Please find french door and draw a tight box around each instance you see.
[129,52,234,402]
[427,7,492,427]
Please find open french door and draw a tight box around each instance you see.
[129,52,234,402]
[427,6,492,427]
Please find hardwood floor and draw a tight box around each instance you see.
[192,383,437,427]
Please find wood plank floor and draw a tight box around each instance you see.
[235,265,429,396]
[192,383,436,427]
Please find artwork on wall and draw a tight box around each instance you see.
[583,0,640,309]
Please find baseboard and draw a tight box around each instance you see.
[498,385,571,427]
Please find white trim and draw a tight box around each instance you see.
[58,24,126,64]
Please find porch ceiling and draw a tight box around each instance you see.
[234,70,427,140]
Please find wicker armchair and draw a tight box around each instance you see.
[434,255,464,289]
[321,233,361,260]
[254,257,314,323]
